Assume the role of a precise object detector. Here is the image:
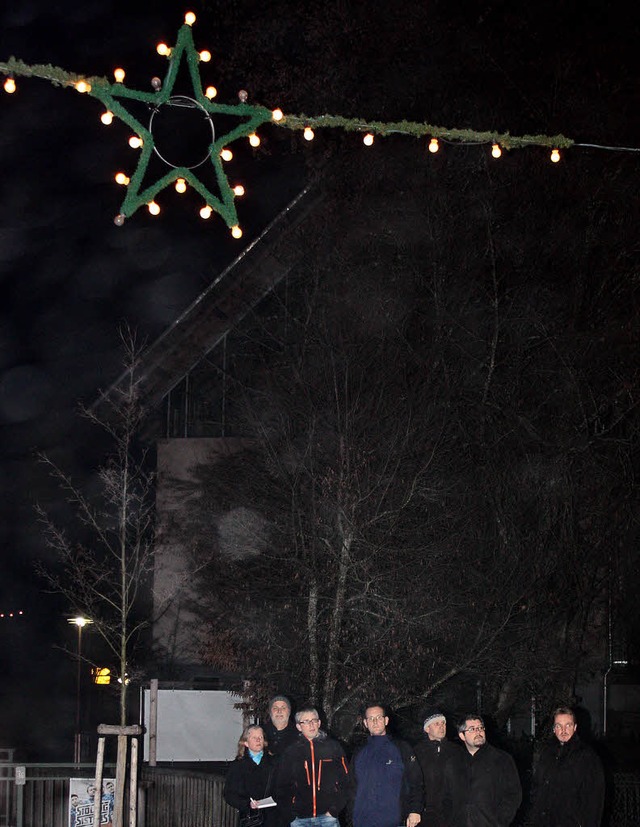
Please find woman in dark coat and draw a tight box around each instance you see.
[224,725,279,827]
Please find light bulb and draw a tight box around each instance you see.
[303,127,315,141]
[75,80,91,93]
[148,201,160,216]
[157,43,171,57]
[428,138,439,154]
[199,50,212,62]
[114,68,125,83]
[101,111,114,125]
[491,143,502,158]
[129,136,142,149]
[205,86,217,99]
[115,172,130,186]
[231,225,243,239]
[550,148,561,163]
[175,178,187,194]
[185,11,196,25]
[114,214,125,226]
[363,133,374,146]
[233,185,245,197]
[4,78,17,94]
[200,206,213,219]
[220,148,233,161]
[272,108,284,121]
[249,133,260,147]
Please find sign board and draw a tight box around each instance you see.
[69,778,116,827]
[141,688,243,761]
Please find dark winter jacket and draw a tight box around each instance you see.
[224,752,279,827]
[349,734,424,827]
[263,718,300,759]
[530,734,605,827]
[414,736,456,826]
[275,731,349,823]
[443,742,522,827]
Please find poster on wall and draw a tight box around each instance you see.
[69,778,115,827]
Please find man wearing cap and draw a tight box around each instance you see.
[443,713,521,827]
[349,703,423,827]
[263,695,299,758]
[414,709,455,827]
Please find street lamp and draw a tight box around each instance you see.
[68,615,92,763]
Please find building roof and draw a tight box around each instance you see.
[93,181,323,417]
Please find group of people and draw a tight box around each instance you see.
[224,696,605,827]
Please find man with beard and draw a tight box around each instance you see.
[443,714,521,827]
[263,695,299,758]
[530,706,604,826]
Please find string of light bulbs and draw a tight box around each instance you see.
[1,11,639,234]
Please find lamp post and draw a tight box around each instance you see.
[68,615,92,763]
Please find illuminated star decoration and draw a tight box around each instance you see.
[87,12,274,236]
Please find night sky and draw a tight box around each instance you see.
[0,0,308,757]
[1,0,639,757]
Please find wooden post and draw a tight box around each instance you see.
[113,734,127,827]
[92,736,105,827]
[129,737,139,827]
[96,725,143,827]
[149,679,158,767]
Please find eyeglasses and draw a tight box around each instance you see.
[463,726,485,733]
[553,723,576,732]
[365,714,385,723]
[298,718,320,726]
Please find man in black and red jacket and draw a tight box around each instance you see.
[275,705,349,827]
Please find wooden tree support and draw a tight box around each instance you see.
[93,724,144,827]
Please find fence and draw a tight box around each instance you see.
[0,764,103,827]
[139,767,237,827]
[0,763,238,827]
[0,760,639,826]
[608,772,640,827]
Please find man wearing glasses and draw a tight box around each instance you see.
[443,714,521,826]
[530,706,604,826]
[276,706,349,827]
[348,703,423,827]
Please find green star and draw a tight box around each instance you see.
[88,19,274,233]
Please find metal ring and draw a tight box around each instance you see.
[148,95,216,170]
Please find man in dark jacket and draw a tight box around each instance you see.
[263,695,299,759]
[276,706,349,827]
[530,706,604,826]
[349,703,423,827]
[263,697,300,827]
[414,708,455,827]
[443,714,521,827]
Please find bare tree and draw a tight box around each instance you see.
[163,133,640,734]
[37,330,155,725]
[175,253,593,732]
